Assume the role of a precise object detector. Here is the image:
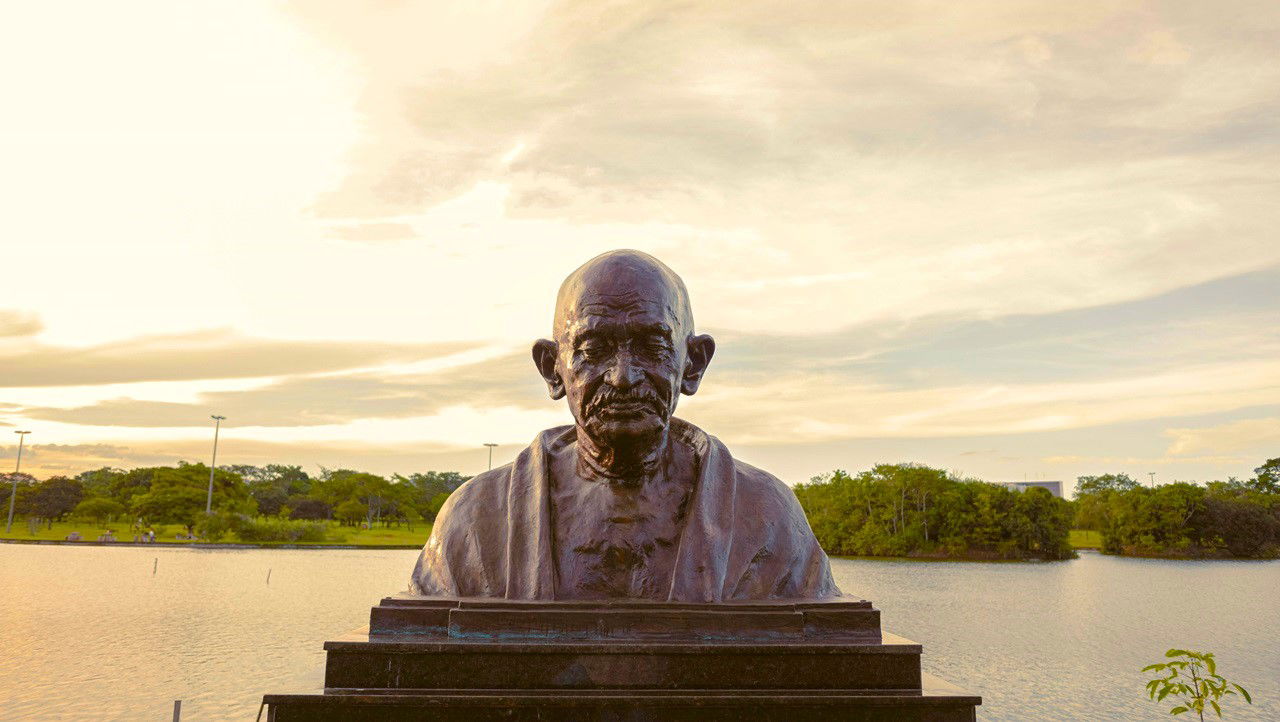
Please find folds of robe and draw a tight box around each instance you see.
[410,418,841,602]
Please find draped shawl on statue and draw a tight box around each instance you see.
[409,418,839,602]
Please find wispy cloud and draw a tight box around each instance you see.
[17,351,543,427]
[0,329,474,388]
[0,438,501,478]
[1165,417,1280,456]
[0,310,41,338]
[282,1,1280,339]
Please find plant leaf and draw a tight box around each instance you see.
[1170,706,1188,715]
[1232,684,1252,704]
[1210,699,1221,718]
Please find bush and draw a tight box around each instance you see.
[194,512,234,542]
[287,498,332,520]
[335,499,367,526]
[234,517,330,543]
[73,497,126,525]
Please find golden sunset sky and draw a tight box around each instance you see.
[3,1,1278,490]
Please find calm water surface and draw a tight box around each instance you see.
[0,545,1275,720]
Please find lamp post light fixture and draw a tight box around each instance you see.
[5,430,31,534]
[484,443,498,471]
[206,415,225,514]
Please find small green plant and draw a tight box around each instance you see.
[1143,649,1252,720]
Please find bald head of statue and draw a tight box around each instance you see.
[533,250,716,460]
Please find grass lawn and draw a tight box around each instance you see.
[1070,529,1102,549]
[322,523,432,547]
[0,518,432,547]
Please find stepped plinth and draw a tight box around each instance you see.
[262,595,980,721]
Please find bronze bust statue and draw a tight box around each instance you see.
[411,250,839,601]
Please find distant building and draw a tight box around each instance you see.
[999,480,1064,498]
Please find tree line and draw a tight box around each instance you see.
[1073,458,1279,559]
[5,456,1276,558]
[0,463,470,543]
[794,463,1076,560]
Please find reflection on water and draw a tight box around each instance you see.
[833,553,1279,720]
[0,545,1275,720]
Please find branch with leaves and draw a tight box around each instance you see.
[1143,649,1252,720]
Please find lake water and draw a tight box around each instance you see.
[0,545,1275,720]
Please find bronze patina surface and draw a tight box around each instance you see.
[261,251,981,721]
[411,250,838,601]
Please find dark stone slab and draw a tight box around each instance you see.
[265,674,979,722]
[324,631,923,691]
[369,595,881,642]
[264,598,980,720]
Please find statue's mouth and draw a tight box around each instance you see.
[590,392,664,420]
[598,400,654,417]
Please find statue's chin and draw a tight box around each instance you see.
[583,413,668,455]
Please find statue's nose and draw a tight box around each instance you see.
[605,351,643,389]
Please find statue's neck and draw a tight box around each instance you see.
[575,427,668,485]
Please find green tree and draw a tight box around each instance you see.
[108,467,161,508]
[335,499,368,526]
[229,464,312,516]
[26,476,85,526]
[130,463,251,531]
[397,471,469,520]
[793,464,1073,560]
[1143,649,1251,720]
[1251,457,1280,494]
[1076,473,1140,495]
[75,467,126,499]
[426,492,452,521]
[73,497,126,525]
[287,498,332,520]
[0,472,36,511]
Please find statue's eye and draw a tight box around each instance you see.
[578,340,609,360]
[641,338,671,356]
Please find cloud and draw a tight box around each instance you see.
[0,329,474,388]
[1164,417,1280,456]
[0,442,180,475]
[17,274,1280,447]
[0,310,41,338]
[5,436,505,480]
[277,1,1280,340]
[681,357,1280,444]
[18,351,544,427]
[711,266,1280,387]
[1041,454,1244,466]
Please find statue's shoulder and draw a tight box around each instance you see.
[730,458,804,513]
[434,464,511,529]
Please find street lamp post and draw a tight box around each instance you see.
[206,415,225,514]
[483,443,498,471]
[5,430,31,534]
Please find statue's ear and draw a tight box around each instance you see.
[680,334,716,395]
[532,339,565,400]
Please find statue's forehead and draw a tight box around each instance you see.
[553,251,692,337]
[567,291,677,328]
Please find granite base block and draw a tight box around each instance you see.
[262,596,980,721]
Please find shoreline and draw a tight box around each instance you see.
[7,538,1272,561]
[0,538,422,550]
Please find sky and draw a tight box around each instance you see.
[2,1,1278,492]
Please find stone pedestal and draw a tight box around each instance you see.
[262,595,980,721]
